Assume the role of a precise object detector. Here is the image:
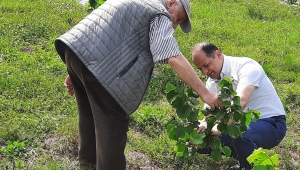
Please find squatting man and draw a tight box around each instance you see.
[191,42,287,170]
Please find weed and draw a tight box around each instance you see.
[0,141,27,169]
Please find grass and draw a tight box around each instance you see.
[0,0,299,169]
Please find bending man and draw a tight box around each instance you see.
[54,1,222,169]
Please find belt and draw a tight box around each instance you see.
[271,115,286,120]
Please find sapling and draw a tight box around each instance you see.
[166,78,260,164]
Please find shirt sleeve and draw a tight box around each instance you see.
[149,15,182,64]
[236,60,264,92]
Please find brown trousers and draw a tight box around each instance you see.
[65,47,130,170]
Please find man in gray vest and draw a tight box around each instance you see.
[55,0,222,169]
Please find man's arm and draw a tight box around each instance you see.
[149,15,221,109]
[237,85,256,109]
[235,60,262,109]
[168,55,222,110]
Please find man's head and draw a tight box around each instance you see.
[192,42,224,80]
[166,0,191,33]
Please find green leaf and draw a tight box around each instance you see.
[165,121,176,132]
[260,157,276,166]
[215,110,225,120]
[218,78,231,88]
[209,136,221,149]
[247,150,268,165]
[240,124,247,133]
[206,116,217,130]
[220,88,232,99]
[233,112,241,122]
[217,122,227,132]
[231,104,242,111]
[95,3,101,8]
[182,132,190,141]
[202,108,211,116]
[190,97,199,105]
[172,97,184,109]
[198,140,207,148]
[211,148,222,161]
[176,125,186,139]
[222,101,231,107]
[187,88,199,98]
[166,90,178,102]
[227,124,240,138]
[99,0,106,4]
[247,148,278,167]
[232,96,240,105]
[222,146,232,157]
[177,152,184,157]
[183,147,189,158]
[174,143,187,157]
[176,143,186,152]
[269,154,279,165]
[168,129,178,140]
[190,146,197,156]
[251,110,261,120]
[252,165,273,170]
[185,124,196,134]
[187,110,198,122]
[89,0,98,8]
[175,143,187,157]
[166,83,176,93]
[244,112,253,126]
[198,114,205,121]
[222,116,230,124]
[177,86,185,94]
[219,93,231,99]
[176,105,190,119]
[190,131,205,145]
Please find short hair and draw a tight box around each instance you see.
[192,42,219,58]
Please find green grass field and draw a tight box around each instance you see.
[0,0,299,169]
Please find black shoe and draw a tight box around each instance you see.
[229,164,241,170]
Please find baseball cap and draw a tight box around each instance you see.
[179,0,191,33]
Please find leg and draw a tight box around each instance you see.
[65,47,130,170]
[65,48,97,168]
[80,62,130,170]
[232,118,286,169]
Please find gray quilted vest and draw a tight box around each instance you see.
[55,0,171,115]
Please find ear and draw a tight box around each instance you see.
[215,50,222,58]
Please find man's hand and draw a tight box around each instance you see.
[197,120,221,136]
[64,75,74,96]
[211,124,221,136]
[167,56,222,111]
[197,120,207,133]
[200,90,222,111]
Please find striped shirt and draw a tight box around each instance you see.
[149,15,183,64]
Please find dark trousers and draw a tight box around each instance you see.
[65,47,130,170]
[198,116,286,170]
